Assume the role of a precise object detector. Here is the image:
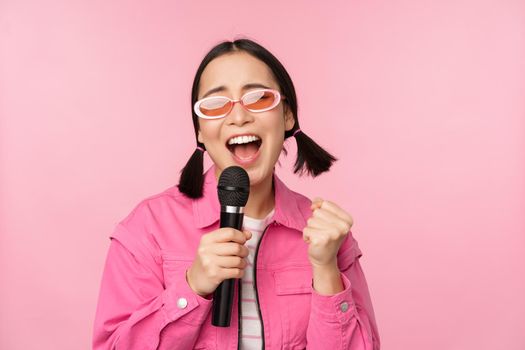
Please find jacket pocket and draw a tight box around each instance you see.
[161,252,193,288]
[161,252,217,350]
[274,267,312,295]
[273,266,312,349]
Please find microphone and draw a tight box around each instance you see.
[212,166,250,327]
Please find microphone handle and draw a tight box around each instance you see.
[212,210,244,327]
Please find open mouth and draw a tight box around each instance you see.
[226,134,263,161]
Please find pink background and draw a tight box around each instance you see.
[1,1,524,349]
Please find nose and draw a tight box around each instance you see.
[225,99,254,127]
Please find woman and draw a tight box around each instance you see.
[93,38,380,349]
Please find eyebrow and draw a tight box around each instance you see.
[201,83,272,99]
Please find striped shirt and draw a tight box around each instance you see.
[239,208,275,350]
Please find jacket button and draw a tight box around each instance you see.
[340,301,349,312]
[177,297,188,309]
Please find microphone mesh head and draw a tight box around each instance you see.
[218,166,250,207]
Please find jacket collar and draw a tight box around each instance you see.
[192,165,308,232]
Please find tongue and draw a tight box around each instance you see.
[233,142,259,159]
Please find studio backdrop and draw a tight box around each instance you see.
[1,0,524,349]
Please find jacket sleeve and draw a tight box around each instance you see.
[306,232,381,350]
[92,223,213,350]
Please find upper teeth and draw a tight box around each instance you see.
[228,135,260,145]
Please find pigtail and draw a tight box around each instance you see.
[177,144,205,198]
[292,129,337,177]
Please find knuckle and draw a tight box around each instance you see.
[226,229,235,240]
[202,257,211,268]
[238,247,246,258]
[197,246,206,256]
[334,220,347,232]
[235,244,243,255]
[238,232,246,243]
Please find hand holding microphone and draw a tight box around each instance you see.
[186,227,252,297]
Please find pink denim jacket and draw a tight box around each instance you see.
[93,165,380,349]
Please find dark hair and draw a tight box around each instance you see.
[178,37,337,198]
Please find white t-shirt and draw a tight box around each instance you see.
[239,208,275,350]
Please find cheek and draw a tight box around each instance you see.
[265,111,286,131]
[270,116,286,141]
[263,121,286,154]
[199,121,221,142]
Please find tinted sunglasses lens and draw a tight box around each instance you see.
[243,90,277,111]
[199,97,231,117]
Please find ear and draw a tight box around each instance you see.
[197,130,204,144]
[284,105,295,131]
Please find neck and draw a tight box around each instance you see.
[244,173,275,219]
